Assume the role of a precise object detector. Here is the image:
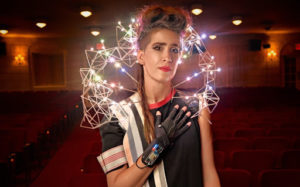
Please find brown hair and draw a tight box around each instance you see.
[136,5,191,143]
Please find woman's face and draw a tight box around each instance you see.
[138,29,181,84]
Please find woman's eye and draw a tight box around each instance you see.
[153,45,161,50]
[171,48,179,53]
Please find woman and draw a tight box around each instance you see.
[97,5,220,187]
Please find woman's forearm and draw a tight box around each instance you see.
[198,107,221,187]
[107,156,155,187]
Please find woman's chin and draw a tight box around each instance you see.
[155,76,173,84]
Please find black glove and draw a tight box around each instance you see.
[141,105,191,167]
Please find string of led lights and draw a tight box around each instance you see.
[80,19,221,129]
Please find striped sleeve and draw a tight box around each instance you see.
[97,145,127,174]
[98,117,127,174]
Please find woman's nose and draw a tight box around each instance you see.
[162,50,173,63]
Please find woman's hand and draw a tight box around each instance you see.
[155,105,192,140]
[141,105,192,167]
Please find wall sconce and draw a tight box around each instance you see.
[267,50,277,57]
[14,54,26,66]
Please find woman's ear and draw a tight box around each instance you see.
[137,50,145,65]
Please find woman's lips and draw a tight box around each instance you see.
[159,66,171,72]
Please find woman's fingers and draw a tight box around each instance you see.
[173,121,192,139]
[174,106,187,123]
[167,105,179,120]
[155,111,162,126]
[176,111,191,129]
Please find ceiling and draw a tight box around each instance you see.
[0,0,299,39]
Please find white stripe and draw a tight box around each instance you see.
[158,161,168,187]
[110,101,129,131]
[97,155,107,173]
[142,181,150,187]
[97,155,127,174]
[130,93,144,121]
[100,145,124,159]
[132,95,145,127]
[131,93,168,187]
[125,94,143,159]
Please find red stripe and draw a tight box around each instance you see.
[103,151,125,166]
[149,88,176,109]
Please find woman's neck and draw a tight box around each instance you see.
[144,80,172,104]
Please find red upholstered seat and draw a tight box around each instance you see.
[218,169,251,187]
[214,138,251,152]
[212,128,233,138]
[0,137,13,161]
[0,128,27,152]
[82,154,102,173]
[294,138,300,149]
[258,169,300,187]
[89,141,102,154]
[67,173,107,187]
[253,137,290,151]
[231,150,275,174]
[251,122,279,129]
[281,150,300,169]
[233,128,265,138]
[214,138,251,167]
[267,128,300,137]
[214,151,225,169]
[279,122,300,128]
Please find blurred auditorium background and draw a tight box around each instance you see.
[0,0,299,187]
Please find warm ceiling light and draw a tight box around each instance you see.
[191,8,203,15]
[80,6,92,18]
[0,29,8,35]
[91,30,100,36]
[36,22,47,28]
[191,4,203,15]
[209,35,217,40]
[232,17,242,26]
[80,10,92,18]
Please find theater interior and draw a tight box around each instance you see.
[0,0,299,186]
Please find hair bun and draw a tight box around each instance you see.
[137,5,192,45]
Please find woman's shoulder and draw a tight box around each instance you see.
[117,92,139,105]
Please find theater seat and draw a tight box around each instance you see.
[214,151,225,169]
[279,123,300,128]
[212,128,233,138]
[67,173,107,187]
[214,138,251,152]
[231,150,275,174]
[258,169,300,187]
[82,154,102,173]
[253,137,290,151]
[214,138,251,167]
[251,122,278,129]
[281,150,300,169]
[89,142,102,154]
[267,128,300,137]
[218,169,251,187]
[294,138,300,149]
[233,128,265,138]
